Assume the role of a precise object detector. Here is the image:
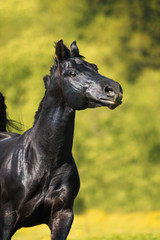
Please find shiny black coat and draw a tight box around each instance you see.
[0,40,122,240]
[0,103,80,240]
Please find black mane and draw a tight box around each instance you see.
[0,93,7,132]
[0,93,22,132]
[33,59,57,125]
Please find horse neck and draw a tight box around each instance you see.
[31,75,75,164]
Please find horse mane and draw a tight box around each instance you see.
[33,90,47,125]
[0,93,7,132]
[0,92,23,132]
[33,58,58,125]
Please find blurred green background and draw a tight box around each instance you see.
[0,0,160,214]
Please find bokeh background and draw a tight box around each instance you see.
[0,0,160,239]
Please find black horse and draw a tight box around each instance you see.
[0,40,123,240]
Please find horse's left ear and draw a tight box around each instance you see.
[70,41,79,57]
[55,40,70,61]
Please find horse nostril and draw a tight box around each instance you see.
[104,86,115,97]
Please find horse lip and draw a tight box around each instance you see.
[86,90,122,108]
[99,98,122,107]
[99,98,115,104]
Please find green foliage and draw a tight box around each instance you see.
[0,0,160,213]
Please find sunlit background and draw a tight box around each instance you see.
[0,0,160,239]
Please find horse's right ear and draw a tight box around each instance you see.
[55,40,70,61]
[70,41,79,57]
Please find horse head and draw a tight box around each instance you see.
[45,40,123,111]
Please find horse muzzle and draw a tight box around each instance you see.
[86,81,123,109]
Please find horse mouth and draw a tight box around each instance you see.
[99,98,122,109]
[86,89,123,109]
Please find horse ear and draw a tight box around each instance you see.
[55,40,70,61]
[70,41,79,57]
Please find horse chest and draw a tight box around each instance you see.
[44,162,80,208]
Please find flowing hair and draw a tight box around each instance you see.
[0,92,23,132]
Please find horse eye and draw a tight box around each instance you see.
[70,71,77,77]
